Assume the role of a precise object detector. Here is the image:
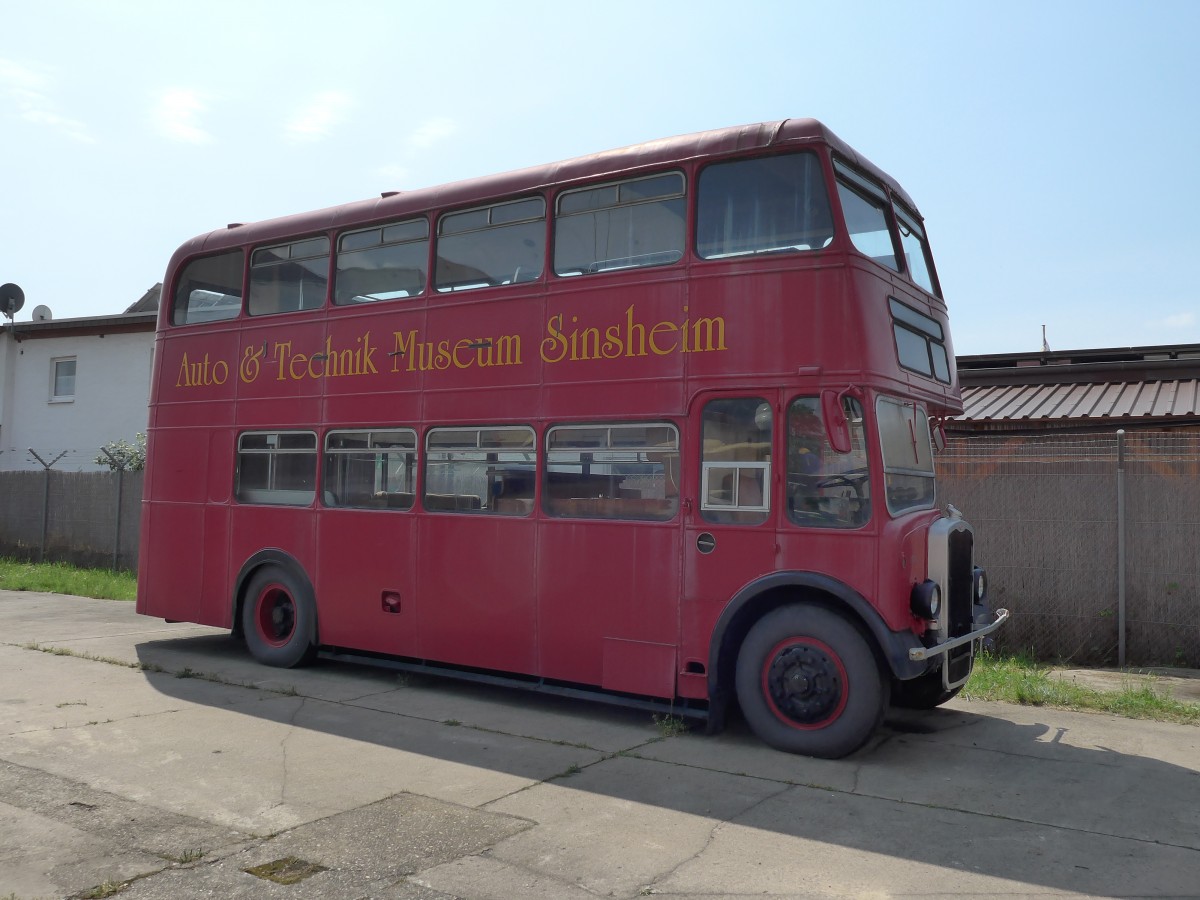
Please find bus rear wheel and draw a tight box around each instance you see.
[735,605,887,758]
[242,565,317,668]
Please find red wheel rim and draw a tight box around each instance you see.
[254,583,296,647]
[760,636,849,730]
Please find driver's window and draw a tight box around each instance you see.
[786,396,870,528]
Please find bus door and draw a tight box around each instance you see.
[415,426,538,674]
[536,422,683,698]
[682,393,781,675]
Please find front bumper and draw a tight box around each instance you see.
[907,607,1010,662]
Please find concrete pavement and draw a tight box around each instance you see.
[1,590,1198,899]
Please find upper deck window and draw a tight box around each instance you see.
[335,219,429,304]
[835,162,899,272]
[435,197,545,292]
[248,237,330,316]
[696,152,833,259]
[172,250,244,325]
[894,205,938,295]
[554,172,685,276]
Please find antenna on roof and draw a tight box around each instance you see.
[1041,325,1050,354]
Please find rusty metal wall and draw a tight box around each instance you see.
[940,432,1200,667]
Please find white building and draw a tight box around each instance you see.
[0,288,158,472]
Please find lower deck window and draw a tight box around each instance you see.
[544,423,679,520]
[425,426,535,515]
[237,432,317,505]
[323,429,417,509]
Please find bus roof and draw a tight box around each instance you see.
[176,119,918,260]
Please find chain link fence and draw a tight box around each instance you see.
[940,430,1200,667]
[1,430,1196,667]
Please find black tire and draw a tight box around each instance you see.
[241,565,317,668]
[735,605,888,758]
[892,670,964,709]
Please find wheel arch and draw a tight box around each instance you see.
[707,571,926,721]
[231,549,318,642]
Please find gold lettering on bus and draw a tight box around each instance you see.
[390,330,523,372]
[540,305,726,363]
[175,352,229,387]
[268,333,380,381]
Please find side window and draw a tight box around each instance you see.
[696,152,833,259]
[335,219,428,304]
[236,432,317,506]
[700,398,772,524]
[248,237,330,316]
[544,423,679,520]
[51,357,76,402]
[554,173,685,276]
[786,397,871,528]
[172,250,244,325]
[834,161,898,271]
[890,298,951,383]
[323,430,417,509]
[435,198,545,292]
[425,426,535,515]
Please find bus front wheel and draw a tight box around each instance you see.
[241,565,317,668]
[735,605,887,758]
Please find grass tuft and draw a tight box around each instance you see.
[0,558,136,601]
[964,651,1200,725]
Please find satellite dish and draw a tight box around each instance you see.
[32,305,52,322]
[1,283,24,319]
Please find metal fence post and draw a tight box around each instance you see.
[99,447,126,570]
[27,449,67,562]
[1116,429,1126,668]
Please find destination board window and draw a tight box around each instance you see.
[248,237,330,316]
[544,423,679,520]
[786,396,871,528]
[435,198,545,292]
[554,172,685,276]
[323,429,417,509]
[335,219,429,304]
[172,250,244,325]
[236,432,317,506]
[890,298,951,383]
[700,398,772,524]
[696,152,833,259]
[425,426,536,515]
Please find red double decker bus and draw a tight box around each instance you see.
[137,119,1007,757]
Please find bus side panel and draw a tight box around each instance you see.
[315,509,419,657]
[416,515,536,674]
[229,507,317,614]
[536,520,680,694]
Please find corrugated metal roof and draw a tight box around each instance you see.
[959,380,1200,423]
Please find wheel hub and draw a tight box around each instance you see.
[766,643,843,725]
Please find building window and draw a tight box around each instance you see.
[51,358,76,402]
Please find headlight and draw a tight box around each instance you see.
[910,580,942,620]
[973,567,988,603]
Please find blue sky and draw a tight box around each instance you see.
[1,0,1196,356]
